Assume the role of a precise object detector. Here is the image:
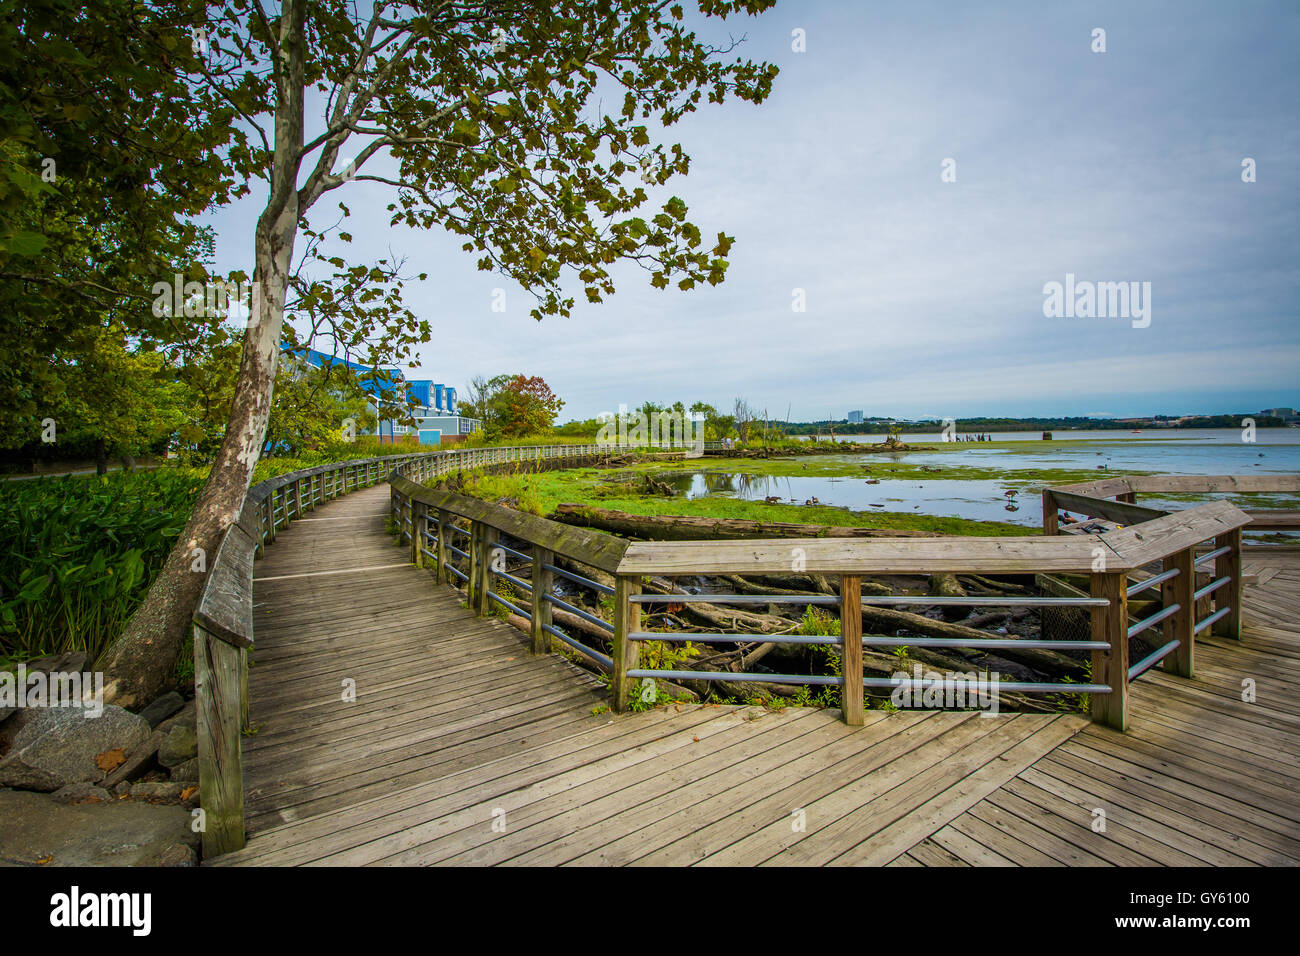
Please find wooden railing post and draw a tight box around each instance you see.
[612,575,641,712]
[1213,527,1242,639]
[1162,547,1195,677]
[1089,571,1129,730]
[238,646,250,733]
[530,547,554,654]
[1042,490,1059,535]
[840,574,864,726]
[411,499,427,567]
[435,509,448,584]
[264,494,276,543]
[467,520,482,608]
[477,525,498,615]
[194,624,245,856]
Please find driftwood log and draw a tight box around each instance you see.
[929,572,968,621]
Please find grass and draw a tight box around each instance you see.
[448,465,1032,536]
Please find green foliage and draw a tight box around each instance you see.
[795,605,841,637]
[457,472,546,515]
[263,354,379,458]
[0,469,205,661]
[0,0,247,443]
[628,676,681,712]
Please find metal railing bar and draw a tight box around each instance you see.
[446,544,470,560]
[542,593,615,632]
[628,669,842,686]
[630,593,839,605]
[862,636,1112,651]
[487,590,530,619]
[542,623,613,670]
[1127,602,1181,639]
[493,543,531,562]
[867,677,1111,694]
[543,563,616,596]
[865,595,1111,607]
[1194,576,1231,601]
[1128,640,1182,681]
[491,569,533,593]
[445,564,469,583]
[1194,545,1233,567]
[628,632,842,645]
[1195,605,1232,634]
[1126,567,1180,598]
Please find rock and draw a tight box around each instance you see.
[156,699,196,735]
[50,782,113,805]
[114,782,132,797]
[101,729,164,790]
[143,842,197,867]
[0,789,199,866]
[1,652,91,725]
[136,691,184,729]
[157,724,197,768]
[130,781,189,803]
[169,757,199,783]
[0,705,151,792]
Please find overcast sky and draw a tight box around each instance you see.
[204,0,1300,421]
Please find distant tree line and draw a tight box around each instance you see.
[778,414,1289,434]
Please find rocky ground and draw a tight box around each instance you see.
[0,653,203,867]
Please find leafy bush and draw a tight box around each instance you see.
[0,470,205,664]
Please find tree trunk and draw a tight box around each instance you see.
[94,437,108,476]
[97,4,306,709]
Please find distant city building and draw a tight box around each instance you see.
[299,348,480,444]
[847,410,864,424]
[1260,407,1299,422]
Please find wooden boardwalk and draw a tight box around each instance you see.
[214,485,1300,866]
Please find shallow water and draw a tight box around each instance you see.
[673,429,1300,529]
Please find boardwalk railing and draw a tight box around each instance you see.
[194,439,1278,856]
[388,461,1262,734]
[190,441,691,855]
[192,451,444,856]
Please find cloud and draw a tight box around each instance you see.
[201,0,1300,421]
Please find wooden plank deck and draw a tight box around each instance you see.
[901,548,1300,867]
[213,485,1299,866]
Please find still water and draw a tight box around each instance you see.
[679,430,1300,528]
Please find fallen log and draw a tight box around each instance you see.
[929,573,968,621]
[860,605,1085,675]
[551,504,939,540]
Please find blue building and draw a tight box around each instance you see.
[299,348,480,444]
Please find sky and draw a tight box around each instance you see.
[202,0,1300,422]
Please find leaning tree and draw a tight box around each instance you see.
[98,0,779,706]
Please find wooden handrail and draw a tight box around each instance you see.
[192,448,446,858]
[193,441,1290,857]
[392,461,1281,738]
